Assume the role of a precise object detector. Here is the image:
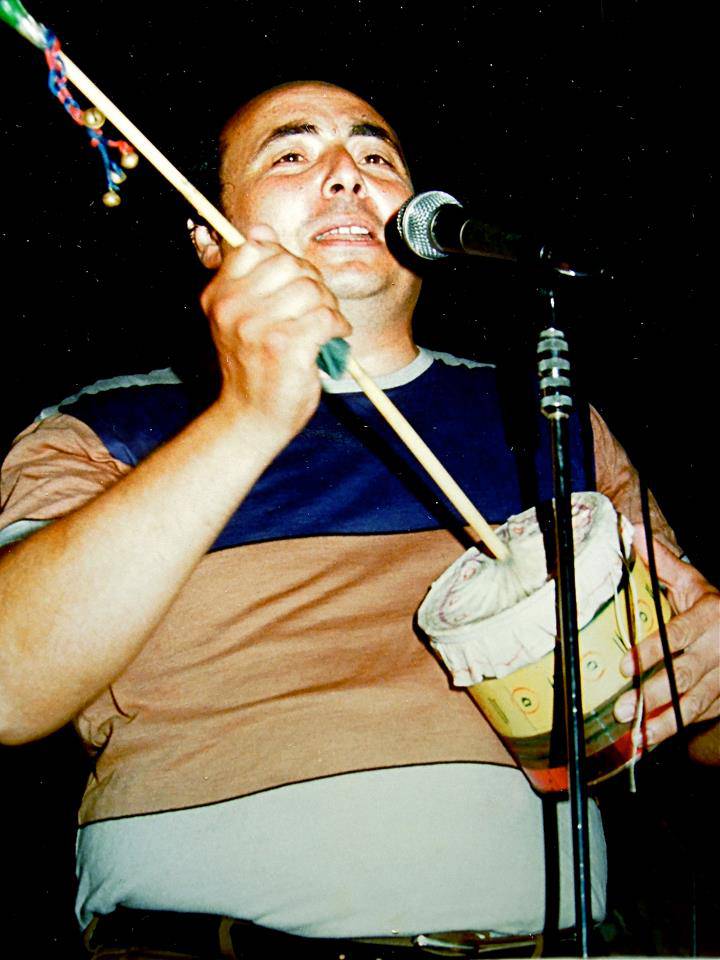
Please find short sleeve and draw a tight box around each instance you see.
[0,413,132,547]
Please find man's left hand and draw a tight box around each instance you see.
[613,526,720,750]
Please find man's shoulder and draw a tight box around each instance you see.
[41,369,193,466]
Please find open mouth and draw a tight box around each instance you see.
[314,225,374,242]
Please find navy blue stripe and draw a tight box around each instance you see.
[61,359,595,551]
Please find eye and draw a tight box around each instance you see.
[363,153,393,167]
[272,152,305,166]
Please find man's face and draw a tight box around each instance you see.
[220,83,416,301]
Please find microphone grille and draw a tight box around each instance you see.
[396,190,462,260]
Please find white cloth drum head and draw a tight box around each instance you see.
[417,492,633,684]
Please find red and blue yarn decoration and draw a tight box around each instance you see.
[43,31,138,205]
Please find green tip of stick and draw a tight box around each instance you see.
[316,338,351,379]
[0,0,47,47]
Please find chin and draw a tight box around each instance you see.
[323,267,390,300]
[327,276,387,300]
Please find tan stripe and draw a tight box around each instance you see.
[77,529,513,823]
[0,414,130,529]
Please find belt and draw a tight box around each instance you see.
[84,908,565,958]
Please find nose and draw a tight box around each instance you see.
[321,147,366,198]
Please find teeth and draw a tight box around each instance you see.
[316,225,371,240]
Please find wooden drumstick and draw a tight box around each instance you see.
[346,358,507,557]
[58,51,509,560]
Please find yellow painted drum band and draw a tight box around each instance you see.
[468,554,671,740]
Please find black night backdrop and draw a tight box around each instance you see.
[0,2,716,956]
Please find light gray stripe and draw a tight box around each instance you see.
[37,368,181,421]
[321,348,433,394]
[321,347,493,395]
[76,764,606,936]
[0,518,52,548]
[424,349,494,371]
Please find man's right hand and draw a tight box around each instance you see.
[200,224,352,443]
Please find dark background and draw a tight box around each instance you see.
[0,1,716,956]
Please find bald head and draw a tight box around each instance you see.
[219,81,409,213]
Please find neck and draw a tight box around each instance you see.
[337,282,420,377]
[345,321,418,375]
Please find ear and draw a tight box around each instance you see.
[187,219,223,270]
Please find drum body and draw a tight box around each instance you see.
[417,492,672,794]
[467,553,670,793]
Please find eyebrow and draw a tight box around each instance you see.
[257,122,319,154]
[255,120,404,164]
[349,122,401,155]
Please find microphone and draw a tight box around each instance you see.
[394,190,602,278]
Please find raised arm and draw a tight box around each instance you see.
[0,227,350,744]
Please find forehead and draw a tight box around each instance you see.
[222,83,399,172]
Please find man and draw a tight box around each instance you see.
[0,81,717,959]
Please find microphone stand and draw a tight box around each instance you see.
[536,291,593,958]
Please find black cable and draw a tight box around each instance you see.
[639,476,697,957]
[638,478,685,740]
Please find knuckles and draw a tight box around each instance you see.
[203,288,250,332]
[198,244,347,379]
[289,275,323,300]
[681,690,702,723]
[665,592,720,652]
[262,325,293,356]
[200,259,334,331]
[673,662,694,695]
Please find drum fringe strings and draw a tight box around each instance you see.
[612,547,645,793]
[626,565,646,793]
